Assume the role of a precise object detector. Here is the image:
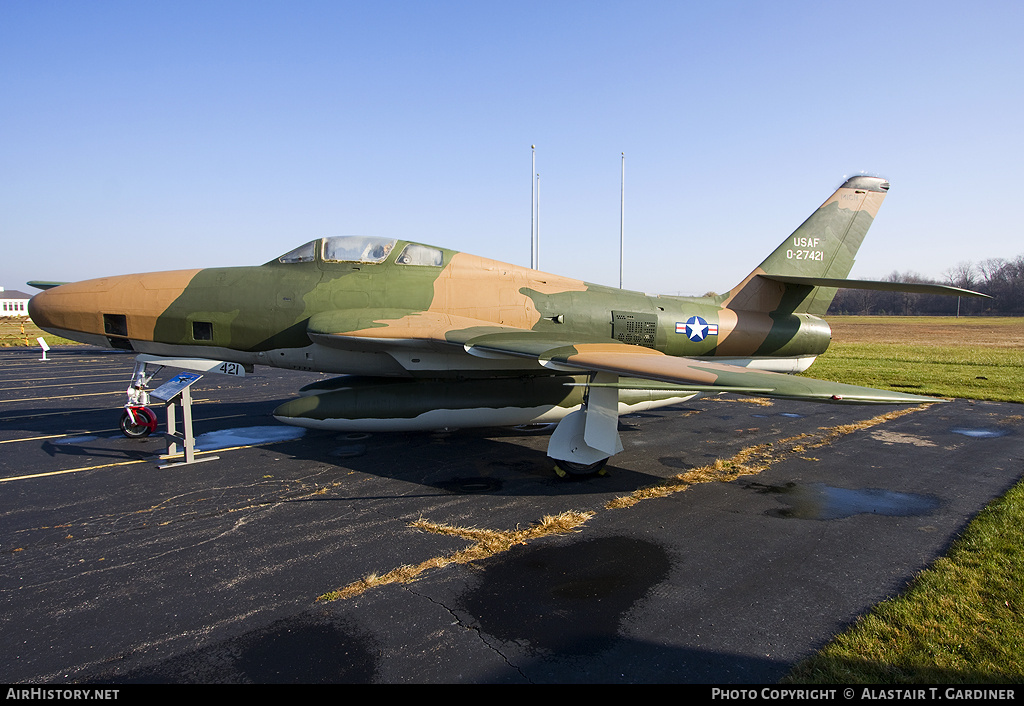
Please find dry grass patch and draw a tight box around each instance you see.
[317,510,594,602]
[828,316,1024,349]
[606,406,928,510]
[702,395,774,406]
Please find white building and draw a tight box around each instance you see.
[1,287,32,317]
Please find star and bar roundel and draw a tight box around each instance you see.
[676,316,719,342]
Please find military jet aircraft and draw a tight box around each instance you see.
[28,175,984,475]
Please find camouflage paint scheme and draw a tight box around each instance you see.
[29,176,983,472]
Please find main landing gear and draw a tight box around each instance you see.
[547,372,621,479]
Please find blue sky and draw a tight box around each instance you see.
[2,1,1021,297]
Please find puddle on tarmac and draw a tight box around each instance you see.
[659,457,694,470]
[458,536,670,656]
[951,427,1008,439]
[748,481,941,520]
[101,611,376,683]
[512,423,558,433]
[436,476,504,494]
[329,443,366,458]
[194,426,306,451]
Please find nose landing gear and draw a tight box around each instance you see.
[120,359,162,438]
[120,406,158,437]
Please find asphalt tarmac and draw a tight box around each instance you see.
[1,346,1021,684]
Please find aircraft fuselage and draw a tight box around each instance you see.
[28,246,831,378]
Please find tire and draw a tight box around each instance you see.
[553,456,608,479]
[120,407,156,438]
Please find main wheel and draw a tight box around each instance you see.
[553,456,608,479]
[120,407,157,438]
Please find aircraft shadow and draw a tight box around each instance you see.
[3,396,689,499]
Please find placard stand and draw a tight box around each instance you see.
[150,372,219,468]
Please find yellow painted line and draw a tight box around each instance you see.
[0,442,287,483]
[0,404,225,426]
[2,372,125,383]
[0,459,148,482]
[3,392,214,404]
[154,443,270,462]
[1,380,127,392]
[0,408,114,422]
[4,391,124,403]
[0,361,129,369]
[0,413,245,444]
[0,431,113,444]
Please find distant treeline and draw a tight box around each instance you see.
[828,255,1024,316]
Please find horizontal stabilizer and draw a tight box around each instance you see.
[763,275,990,298]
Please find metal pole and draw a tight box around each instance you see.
[620,152,625,289]
[536,173,540,271]
[531,145,536,269]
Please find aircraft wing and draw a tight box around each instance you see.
[308,310,941,404]
[463,332,941,404]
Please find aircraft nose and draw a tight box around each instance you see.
[27,288,59,330]
[27,277,131,346]
[28,285,99,343]
[27,269,204,348]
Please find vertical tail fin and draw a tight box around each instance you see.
[722,175,889,315]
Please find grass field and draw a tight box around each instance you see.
[787,316,1024,683]
[0,316,75,347]
[803,316,1024,403]
[0,317,40,346]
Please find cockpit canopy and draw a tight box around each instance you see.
[275,236,444,267]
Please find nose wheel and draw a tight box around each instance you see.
[120,358,161,438]
[120,406,157,438]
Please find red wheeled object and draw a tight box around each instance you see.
[120,405,158,438]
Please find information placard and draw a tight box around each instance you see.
[151,372,203,402]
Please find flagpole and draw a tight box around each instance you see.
[620,152,625,289]
[531,145,536,269]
